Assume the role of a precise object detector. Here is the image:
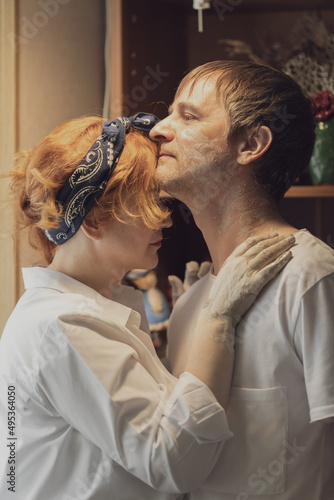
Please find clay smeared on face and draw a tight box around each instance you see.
[154,77,237,211]
[177,129,225,172]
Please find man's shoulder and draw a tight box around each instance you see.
[280,229,334,297]
[291,229,334,271]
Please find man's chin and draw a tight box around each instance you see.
[156,178,186,202]
[155,165,169,186]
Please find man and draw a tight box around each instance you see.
[150,61,334,500]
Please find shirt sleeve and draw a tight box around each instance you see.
[294,273,334,423]
[32,311,232,493]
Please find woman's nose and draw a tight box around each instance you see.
[149,117,174,142]
[163,214,173,229]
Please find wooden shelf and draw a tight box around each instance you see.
[285,185,334,198]
[284,185,334,239]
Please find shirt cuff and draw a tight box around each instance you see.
[310,404,334,423]
[163,371,233,444]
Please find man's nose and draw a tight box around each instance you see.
[149,117,174,142]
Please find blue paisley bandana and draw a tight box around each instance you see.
[45,112,160,245]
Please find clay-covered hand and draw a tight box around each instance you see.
[199,234,295,345]
[168,261,211,305]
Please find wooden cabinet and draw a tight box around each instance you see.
[285,186,334,197]
[117,0,334,280]
[283,186,334,241]
[120,0,334,115]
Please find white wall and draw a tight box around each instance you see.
[18,0,106,270]
[17,0,106,149]
[1,0,107,328]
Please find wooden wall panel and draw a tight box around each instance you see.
[109,0,123,117]
[0,0,18,332]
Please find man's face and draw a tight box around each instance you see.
[149,76,232,198]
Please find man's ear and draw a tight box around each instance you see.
[80,216,103,241]
[237,126,272,165]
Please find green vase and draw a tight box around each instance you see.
[308,118,334,185]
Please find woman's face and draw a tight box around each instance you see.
[99,213,173,274]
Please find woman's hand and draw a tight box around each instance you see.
[199,233,295,345]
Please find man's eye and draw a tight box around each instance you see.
[184,114,195,121]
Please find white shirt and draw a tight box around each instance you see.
[167,230,334,500]
[0,267,232,500]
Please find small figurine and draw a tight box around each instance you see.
[125,261,211,353]
[168,260,211,305]
[125,269,171,351]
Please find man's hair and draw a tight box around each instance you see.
[9,116,169,263]
[176,60,316,204]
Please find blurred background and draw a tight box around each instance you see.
[1,0,334,333]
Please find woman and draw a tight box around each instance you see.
[0,113,295,499]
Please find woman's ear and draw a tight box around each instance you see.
[80,216,103,241]
[237,126,273,165]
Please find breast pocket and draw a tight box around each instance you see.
[204,386,288,497]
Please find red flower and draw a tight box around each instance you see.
[312,91,334,121]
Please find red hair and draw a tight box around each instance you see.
[9,116,169,263]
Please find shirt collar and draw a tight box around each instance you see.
[22,266,145,329]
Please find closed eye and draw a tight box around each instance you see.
[184,113,196,121]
